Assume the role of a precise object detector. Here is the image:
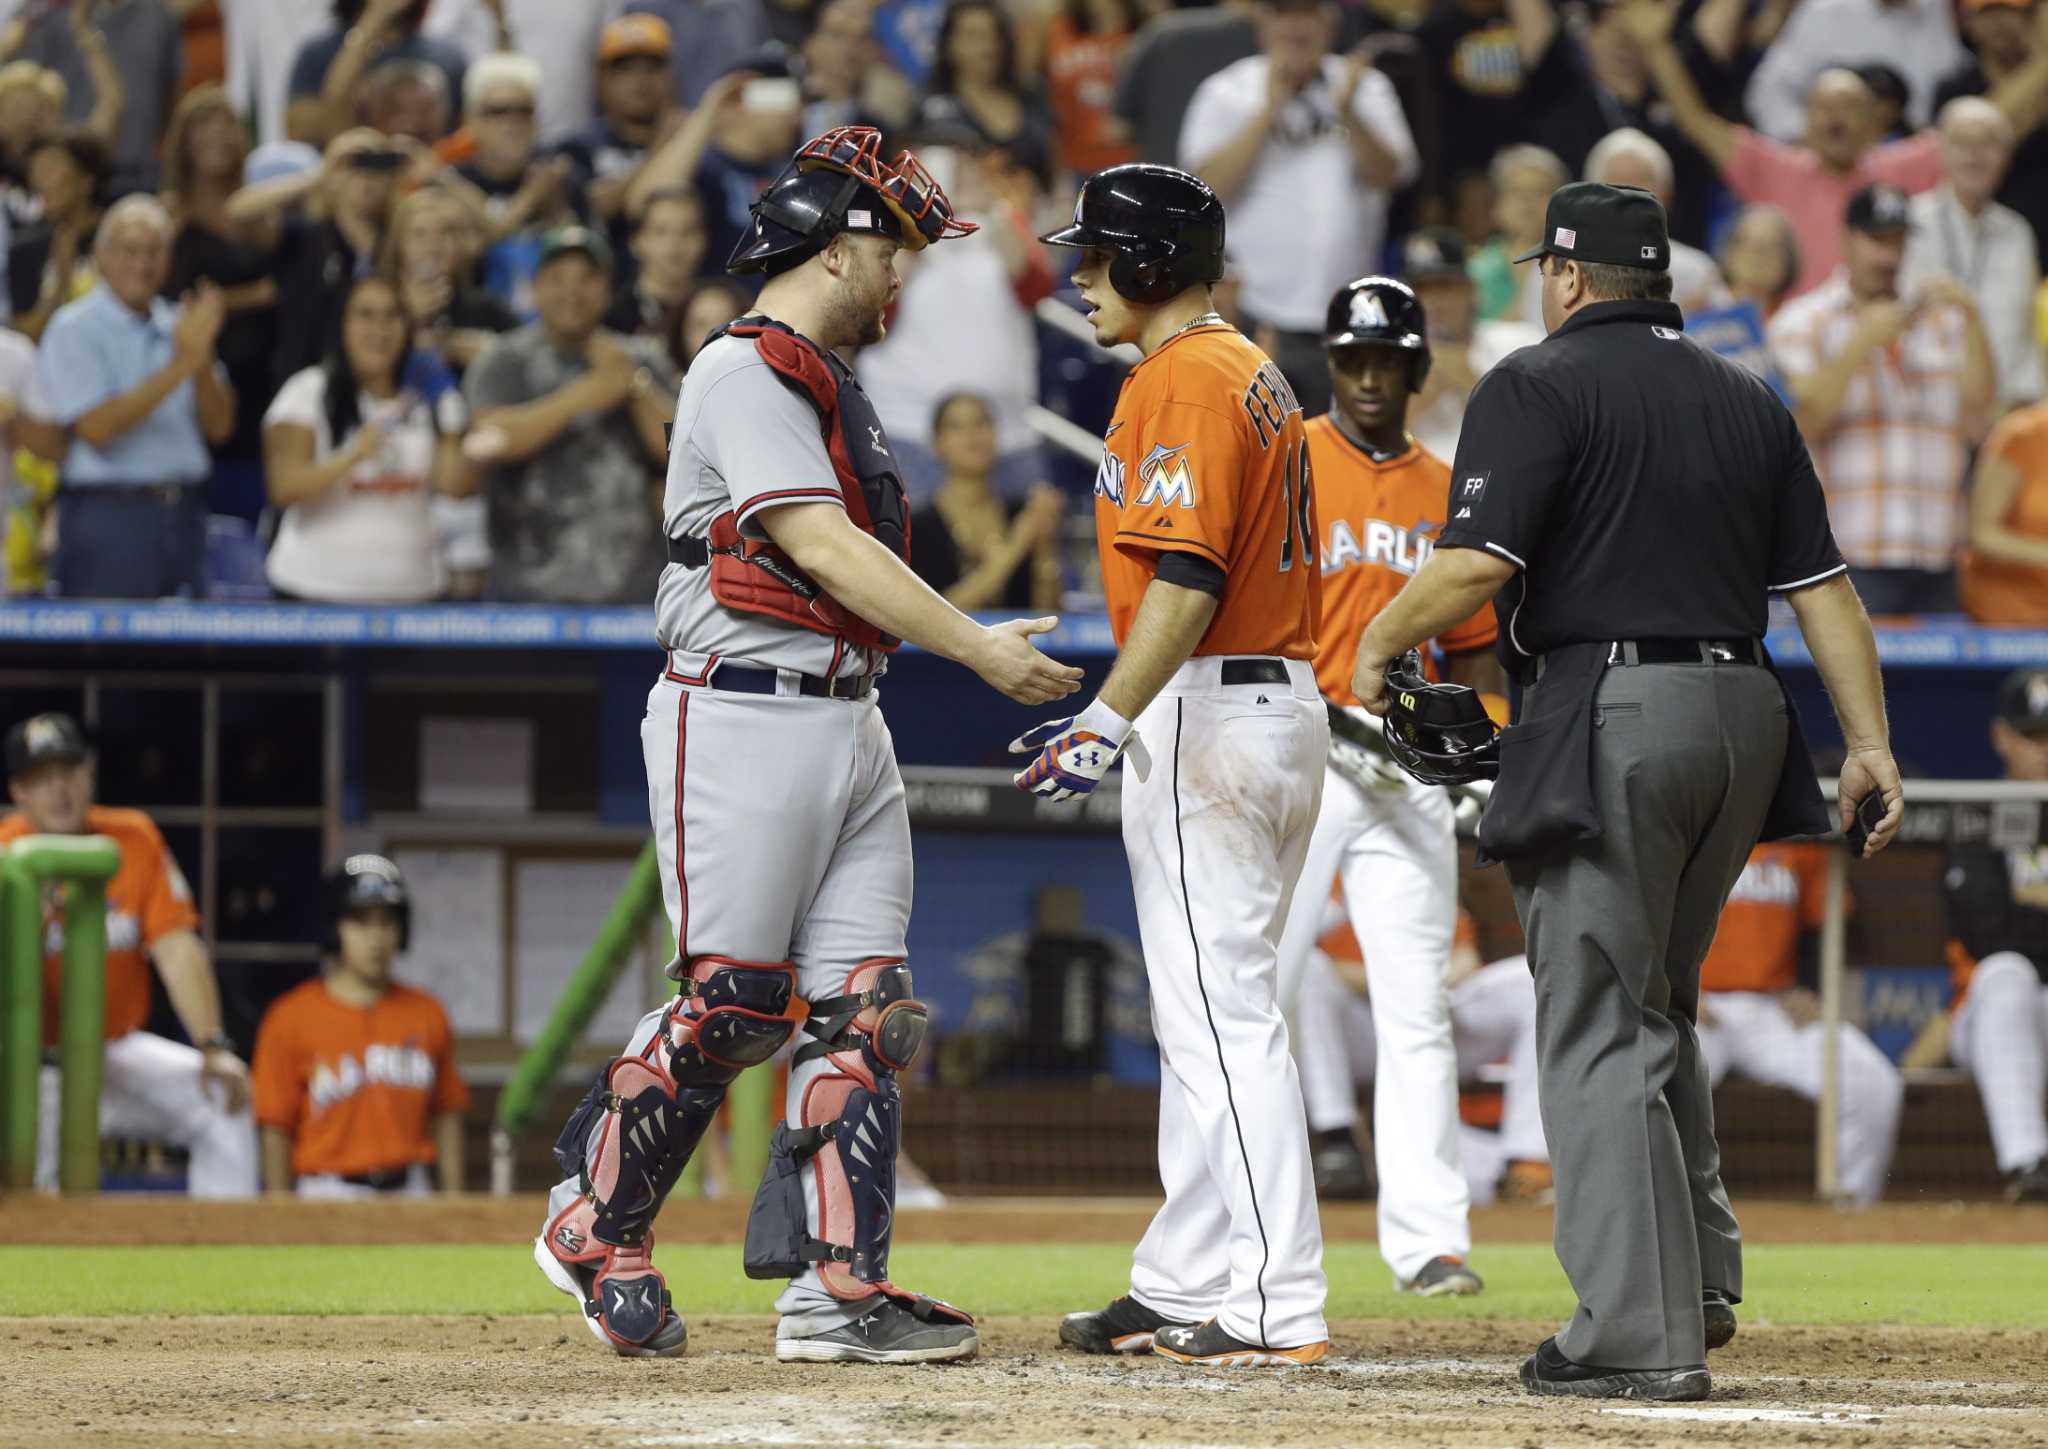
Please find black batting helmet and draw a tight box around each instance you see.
[1382,650,1499,786]
[1040,163,1225,305]
[1326,276,1431,386]
[729,125,977,276]
[321,854,412,954]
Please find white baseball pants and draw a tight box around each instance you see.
[1121,656,1330,1351]
[1274,767,1467,1283]
[1693,990,1904,1206]
[1952,952,2048,1173]
[1296,954,1548,1200]
[546,672,913,1335]
[36,1030,258,1197]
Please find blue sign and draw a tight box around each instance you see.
[1687,301,1792,405]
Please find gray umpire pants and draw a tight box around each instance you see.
[1507,660,1786,1370]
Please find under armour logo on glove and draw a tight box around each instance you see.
[1009,716,1123,803]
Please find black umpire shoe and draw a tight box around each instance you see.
[1703,1287,1737,1350]
[1059,1295,1192,1355]
[1311,1126,1377,1200]
[1154,1319,1329,1368]
[1519,1336,1709,1400]
[2008,1157,2048,1203]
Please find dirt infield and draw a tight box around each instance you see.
[3,1193,2042,1246]
[6,1313,2045,1448]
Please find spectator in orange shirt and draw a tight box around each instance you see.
[1962,399,2048,624]
[252,854,469,1197]
[1692,842,1903,1206]
[1,712,256,1197]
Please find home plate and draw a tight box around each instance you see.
[1601,1406,1884,1425]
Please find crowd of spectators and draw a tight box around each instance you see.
[5,0,2048,620]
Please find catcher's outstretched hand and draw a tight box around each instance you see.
[1010,714,1123,803]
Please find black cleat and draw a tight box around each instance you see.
[1311,1126,1377,1200]
[776,1300,978,1364]
[2008,1158,2048,1204]
[1520,1336,1709,1400]
[1059,1294,1192,1355]
[1401,1254,1484,1297]
[1703,1287,1737,1350]
[1153,1319,1329,1367]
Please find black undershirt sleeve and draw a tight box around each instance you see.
[1155,550,1227,598]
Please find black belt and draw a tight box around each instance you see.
[1536,638,1762,679]
[1219,658,1289,686]
[340,1166,417,1192]
[709,663,876,700]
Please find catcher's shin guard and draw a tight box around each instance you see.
[744,959,972,1327]
[546,955,803,1350]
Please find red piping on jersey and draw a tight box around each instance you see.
[673,692,690,965]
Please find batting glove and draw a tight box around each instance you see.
[1010,699,1131,803]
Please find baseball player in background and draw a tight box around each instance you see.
[1,713,257,1197]
[1028,163,1331,1369]
[252,856,470,1198]
[1272,277,1507,1297]
[534,127,1080,1364]
[1297,904,1550,1209]
[1693,843,1902,1208]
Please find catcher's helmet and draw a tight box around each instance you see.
[1325,276,1431,387]
[321,853,411,954]
[1382,649,1499,786]
[1040,163,1226,304]
[729,125,977,276]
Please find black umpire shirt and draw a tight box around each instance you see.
[1434,299,1847,671]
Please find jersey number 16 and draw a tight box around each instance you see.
[1277,440,1315,574]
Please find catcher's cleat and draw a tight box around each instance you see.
[1519,1336,1709,1401]
[1401,1255,1484,1297]
[1153,1319,1328,1368]
[1703,1288,1737,1350]
[1059,1294,1193,1355]
[775,1299,979,1364]
[1310,1127,1376,1201]
[533,1235,688,1358]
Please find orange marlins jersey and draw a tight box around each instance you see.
[1698,843,1832,995]
[1305,420,1497,705]
[1093,323,1320,658]
[0,806,199,1046]
[251,980,470,1180]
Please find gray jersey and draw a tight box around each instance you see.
[655,332,873,677]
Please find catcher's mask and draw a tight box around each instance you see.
[1382,649,1500,787]
[728,126,978,276]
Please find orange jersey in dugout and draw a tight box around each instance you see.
[0,806,199,1046]
[251,979,470,1180]
[1093,323,1321,658]
[1305,419,1497,705]
[1697,843,1832,995]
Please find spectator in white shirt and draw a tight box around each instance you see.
[1902,95,2044,407]
[1179,0,1417,417]
[263,275,473,602]
[424,0,625,145]
[1746,0,1968,142]
[1582,127,1729,316]
[222,0,332,145]
[1396,226,1542,464]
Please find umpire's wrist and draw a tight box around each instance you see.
[1074,698,1132,748]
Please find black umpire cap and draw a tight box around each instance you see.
[1996,669,2048,734]
[5,712,92,778]
[1514,181,1670,272]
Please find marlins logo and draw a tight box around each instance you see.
[1349,290,1390,331]
[1134,443,1197,508]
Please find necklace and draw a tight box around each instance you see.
[1164,310,1230,345]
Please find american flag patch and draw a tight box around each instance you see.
[1555,227,1577,248]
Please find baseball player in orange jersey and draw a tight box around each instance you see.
[1024,163,1331,1369]
[1273,277,1508,1297]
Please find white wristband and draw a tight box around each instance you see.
[1074,697,1132,748]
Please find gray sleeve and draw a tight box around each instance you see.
[695,360,843,530]
[464,337,529,413]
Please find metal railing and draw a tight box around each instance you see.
[1,834,121,1193]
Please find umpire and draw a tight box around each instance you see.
[1351,183,1904,1400]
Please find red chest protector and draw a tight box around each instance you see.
[691,319,912,653]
